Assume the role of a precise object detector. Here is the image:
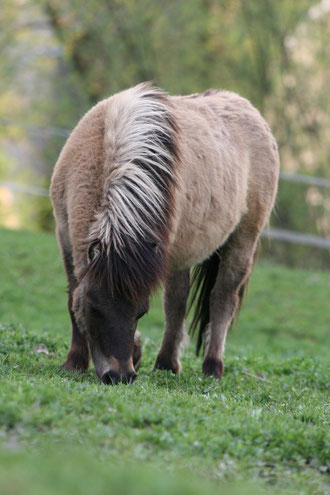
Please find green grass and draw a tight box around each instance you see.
[0,227,329,495]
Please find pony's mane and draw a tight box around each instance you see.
[86,83,179,301]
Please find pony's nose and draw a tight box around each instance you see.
[101,369,137,385]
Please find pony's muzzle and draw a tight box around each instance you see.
[91,348,137,385]
[101,369,137,385]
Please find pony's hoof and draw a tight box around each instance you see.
[154,355,182,374]
[202,357,224,379]
[60,352,89,372]
[133,332,142,371]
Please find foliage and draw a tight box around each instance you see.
[0,1,329,263]
[0,228,329,494]
[43,0,330,181]
[1,0,328,266]
[42,1,310,104]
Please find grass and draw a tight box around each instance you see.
[0,227,329,495]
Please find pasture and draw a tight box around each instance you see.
[0,227,329,494]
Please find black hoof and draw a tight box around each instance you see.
[202,357,224,379]
[154,355,181,374]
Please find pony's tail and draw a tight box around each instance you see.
[188,238,260,355]
[188,248,222,355]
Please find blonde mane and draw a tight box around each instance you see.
[89,83,178,256]
[87,83,179,300]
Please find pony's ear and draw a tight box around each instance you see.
[88,240,101,263]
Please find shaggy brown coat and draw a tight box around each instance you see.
[50,83,279,382]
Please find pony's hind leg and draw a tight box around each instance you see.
[154,270,190,373]
[203,226,260,379]
[58,233,90,372]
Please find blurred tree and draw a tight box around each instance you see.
[42,0,327,171]
[0,0,88,232]
[0,0,18,93]
[41,0,330,266]
[42,1,316,104]
[2,0,329,265]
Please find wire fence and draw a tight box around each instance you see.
[1,121,330,250]
[279,172,330,189]
[263,228,330,250]
[0,181,50,197]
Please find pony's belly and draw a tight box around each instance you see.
[170,235,227,270]
[169,209,242,271]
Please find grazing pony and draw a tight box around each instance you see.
[50,83,279,384]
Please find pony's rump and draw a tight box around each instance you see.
[86,83,180,301]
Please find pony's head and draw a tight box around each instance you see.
[73,236,170,383]
[72,258,148,384]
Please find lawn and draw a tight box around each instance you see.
[0,227,329,494]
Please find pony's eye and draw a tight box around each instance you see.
[87,302,102,317]
[151,243,160,254]
[88,240,101,262]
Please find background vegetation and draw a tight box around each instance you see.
[0,0,329,266]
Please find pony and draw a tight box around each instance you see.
[50,83,279,384]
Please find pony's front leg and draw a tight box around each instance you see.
[204,231,260,379]
[59,241,90,372]
[154,270,190,373]
[61,288,90,372]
